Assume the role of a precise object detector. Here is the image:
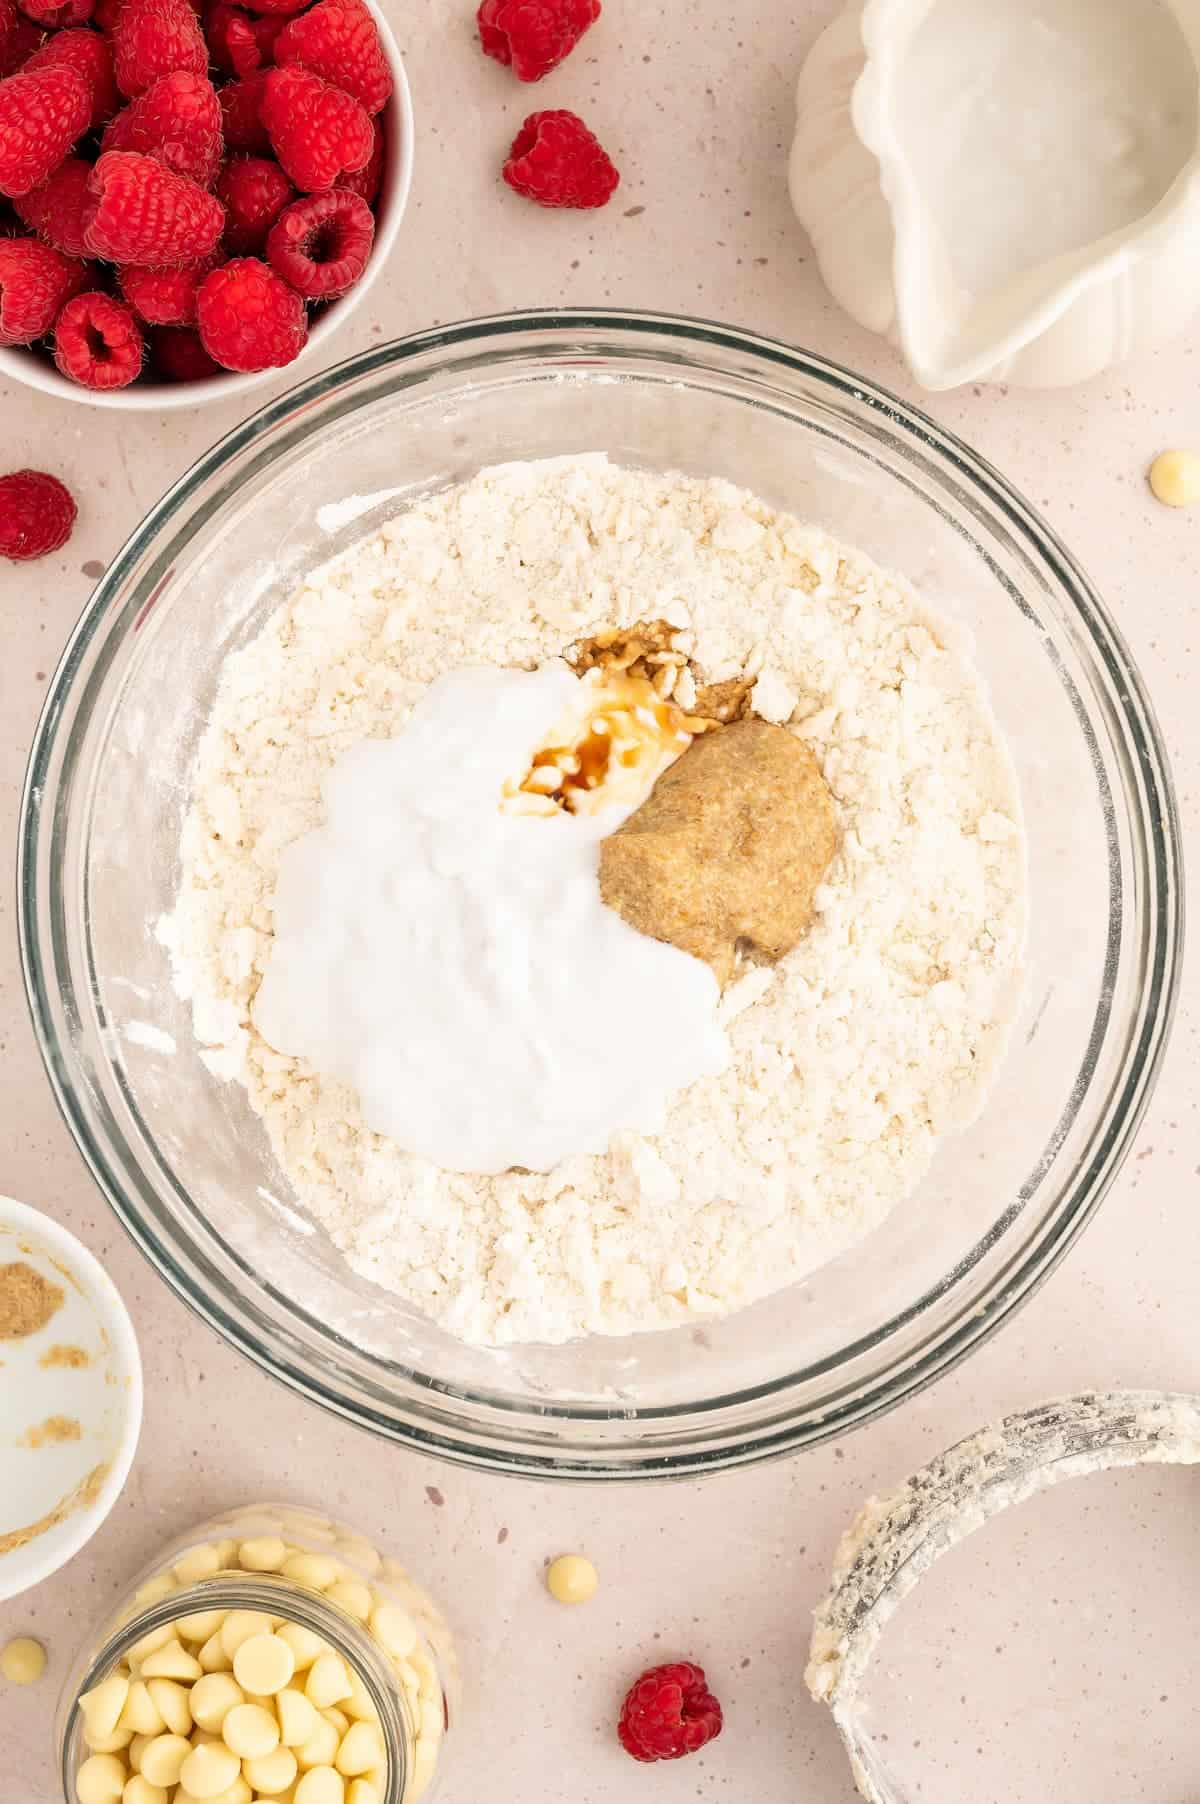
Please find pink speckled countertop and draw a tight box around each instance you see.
[2,4,1199,1800]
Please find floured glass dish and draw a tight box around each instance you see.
[808,1391,1200,1801]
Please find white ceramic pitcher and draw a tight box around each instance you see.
[790,0,1200,389]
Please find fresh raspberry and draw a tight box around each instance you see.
[150,320,219,377]
[218,71,270,151]
[0,469,76,560]
[118,248,213,322]
[195,252,306,370]
[478,0,599,81]
[274,0,391,115]
[0,66,91,199]
[238,0,308,16]
[0,8,42,80]
[266,185,370,297]
[0,234,84,343]
[92,0,122,29]
[24,27,119,127]
[102,71,223,187]
[260,63,372,192]
[53,286,143,385]
[617,1663,724,1765]
[206,2,281,74]
[215,151,292,251]
[84,149,225,263]
[503,108,617,209]
[12,156,92,254]
[111,0,206,98]
[335,112,382,205]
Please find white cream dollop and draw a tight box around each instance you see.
[252,665,729,1175]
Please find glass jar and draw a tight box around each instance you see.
[58,1502,457,1804]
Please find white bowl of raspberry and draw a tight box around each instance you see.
[0,0,412,410]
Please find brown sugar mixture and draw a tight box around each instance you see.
[39,1344,91,1370]
[0,1262,64,1341]
[19,1415,82,1449]
[600,718,839,986]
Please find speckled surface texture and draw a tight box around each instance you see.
[2,4,1199,1799]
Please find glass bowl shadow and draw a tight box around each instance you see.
[18,311,1182,1479]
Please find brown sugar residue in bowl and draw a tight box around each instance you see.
[39,1344,91,1371]
[0,1462,110,1557]
[18,1415,83,1450]
[600,718,839,986]
[0,1263,65,1341]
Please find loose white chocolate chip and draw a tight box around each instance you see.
[122,1777,168,1804]
[222,1700,280,1760]
[138,1733,192,1789]
[176,1609,228,1645]
[220,1610,276,1659]
[306,1653,353,1710]
[295,1716,340,1771]
[237,1536,288,1572]
[118,1681,165,1737]
[233,1631,295,1696]
[174,1544,224,1586]
[190,1673,244,1734]
[545,1553,599,1605]
[76,1753,127,1804]
[139,1641,203,1684]
[1,1636,46,1684]
[277,1624,326,1671]
[294,1768,345,1804]
[277,1687,321,1747]
[198,1631,233,1674]
[282,1553,341,1592]
[334,1722,385,1778]
[81,1674,132,1741]
[1149,448,1200,508]
[146,1677,192,1737]
[179,1741,240,1799]
[243,1744,299,1793]
[367,1605,415,1661]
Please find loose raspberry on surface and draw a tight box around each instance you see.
[102,70,223,187]
[84,149,225,264]
[112,0,207,99]
[0,468,77,560]
[53,286,143,385]
[478,0,599,82]
[274,0,392,115]
[266,186,372,297]
[503,107,618,209]
[118,250,213,323]
[0,65,92,199]
[336,112,382,204]
[13,156,92,255]
[617,1662,724,1764]
[260,63,373,191]
[150,320,221,378]
[0,234,85,343]
[196,252,306,370]
[216,152,293,252]
[25,28,120,127]
[218,70,271,151]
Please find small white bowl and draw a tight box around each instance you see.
[0,1195,142,1601]
[0,4,413,413]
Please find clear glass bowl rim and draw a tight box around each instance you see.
[17,308,1185,1480]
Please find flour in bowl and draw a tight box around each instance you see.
[164,456,1027,1347]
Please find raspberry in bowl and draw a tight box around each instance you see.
[0,0,412,410]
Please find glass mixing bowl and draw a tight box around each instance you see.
[18,312,1182,1479]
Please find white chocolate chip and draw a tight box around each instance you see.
[334,1722,385,1778]
[294,1767,345,1804]
[81,1674,132,1741]
[175,1610,227,1645]
[145,1678,192,1737]
[222,1700,280,1760]
[189,1674,244,1734]
[282,1553,341,1592]
[545,1554,599,1605]
[295,1715,340,1770]
[306,1653,353,1710]
[277,1687,321,1747]
[242,1744,299,1794]
[128,1625,173,1665]
[178,1741,240,1799]
[139,1642,202,1684]
[237,1536,288,1572]
[1149,448,1200,508]
[138,1733,192,1789]
[122,1777,168,1804]
[232,1632,295,1696]
[325,1581,372,1623]
[276,1623,326,1671]
[118,1681,165,1737]
[134,1576,176,1609]
[75,1754,127,1804]
[83,1728,135,1757]
[197,1632,233,1674]
[0,1636,45,1685]
[219,1611,275,1660]
[367,1605,415,1661]
[174,1544,224,1586]
[340,1667,379,1725]
[346,1782,381,1804]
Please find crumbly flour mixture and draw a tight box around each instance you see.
[166,456,1027,1346]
